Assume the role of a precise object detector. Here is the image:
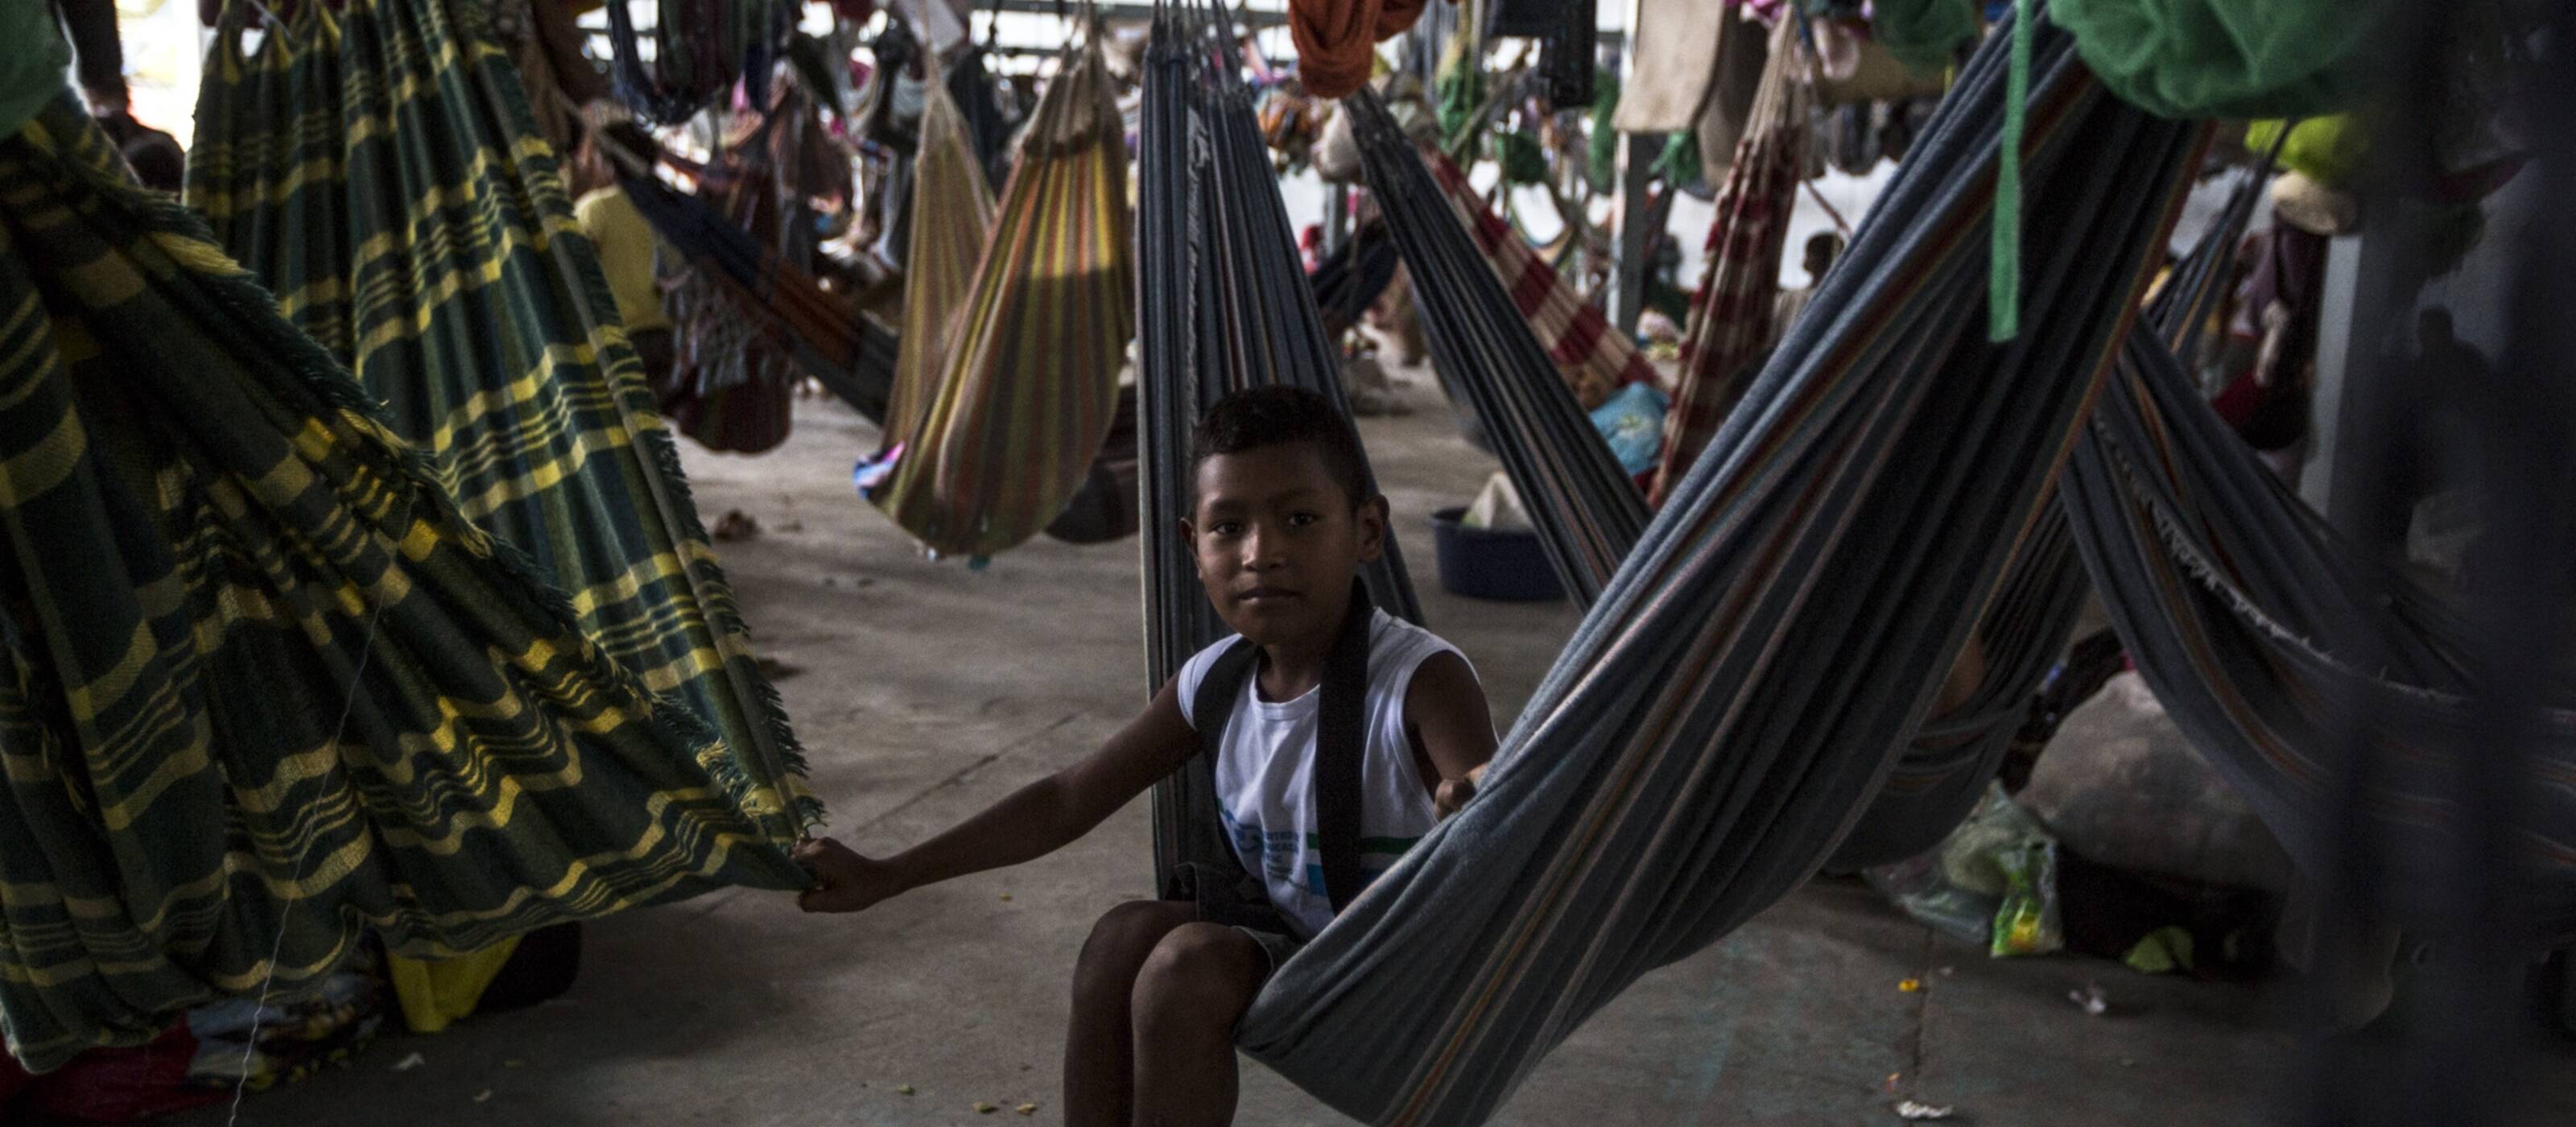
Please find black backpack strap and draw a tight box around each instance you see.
[1192,637,1261,758]
[1315,579,1376,913]
[1183,580,1377,916]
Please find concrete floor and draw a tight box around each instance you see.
[159,373,2574,1126]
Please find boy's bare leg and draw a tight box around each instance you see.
[1129,923,1270,1127]
[1067,901,1200,1127]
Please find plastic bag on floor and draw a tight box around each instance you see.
[1588,382,1670,477]
[1865,782,2066,957]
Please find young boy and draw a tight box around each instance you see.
[794,385,1497,1127]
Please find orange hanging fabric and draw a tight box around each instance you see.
[1290,0,1440,99]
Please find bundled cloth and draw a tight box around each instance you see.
[0,94,806,1073]
[1291,0,1439,99]
[185,0,815,831]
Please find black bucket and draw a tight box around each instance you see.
[1429,506,1565,602]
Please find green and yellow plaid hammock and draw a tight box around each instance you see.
[857,34,1134,560]
[184,0,811,823]
[0,93,806,1072]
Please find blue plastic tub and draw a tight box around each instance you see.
[1429,506,1566,603]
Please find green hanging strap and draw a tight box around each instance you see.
[1990,0,2033,342]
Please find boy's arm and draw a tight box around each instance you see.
[795,679,1200,913]
[1405,652,1500,817]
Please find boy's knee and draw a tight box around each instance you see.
[1130,923,1264,1038]
[1073,901,1189,1004]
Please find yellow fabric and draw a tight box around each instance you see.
[387,938,524,1034]
[574,186,671,332]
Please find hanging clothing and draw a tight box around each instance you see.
[185,0,814,828]
[0,93,806,1073]
[1609,0,1732,133]
[1291,0,1437,99]
[1179,611,1466,939]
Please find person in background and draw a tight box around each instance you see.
[54,0,188,192]
[570,125,677,383]
[1771,230,1846,345]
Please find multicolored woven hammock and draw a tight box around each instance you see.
[861,35,1133,560]
[0,95,805,1074]
[879,58,997,460]
[617,164,899,426]
[1420,150,1659,409]
[184,0,813,829]
[1655,17,1810,506]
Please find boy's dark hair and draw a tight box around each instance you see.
[1189,385,1374,508]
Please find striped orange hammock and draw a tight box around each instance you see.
[857,34,1133,560]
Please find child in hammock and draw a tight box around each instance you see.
[795,385,1498,1127]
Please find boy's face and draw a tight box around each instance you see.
[1182,442,1386,648]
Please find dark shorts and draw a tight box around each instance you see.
[1169,862,1307,980]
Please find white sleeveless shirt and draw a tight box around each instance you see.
[1176,610,1470,939]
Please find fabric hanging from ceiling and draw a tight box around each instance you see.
[0,94,805,1074]
[1232,11,2206,1120]
[2050,0,2387,119]
[1292,0,1439,100]
[879,60,997,460]
[184,0,814,835]
[1608,0,1732,133]
[1657,17,1811,506]
[860,35,1132,559]
[1138,8,1427,894]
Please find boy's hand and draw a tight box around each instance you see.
[793,838,907,914]
[1434,763,1490,819]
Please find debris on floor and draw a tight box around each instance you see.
[896,1084,914,1096]
[1893,1099,1956,1120]
[973,1100,998,1114]
[1015,1103,1039,1116]
[472,1090,491,1104]
[390,1052,424,1073]
[712,510,762,541]
[1898,977,1923,993]
[755,654,804,680]
[2070,983,2111,1016]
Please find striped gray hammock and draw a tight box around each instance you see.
[1224,9,2207,1121]
[1137,5,1428,891]
[1341,58,2093,872]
